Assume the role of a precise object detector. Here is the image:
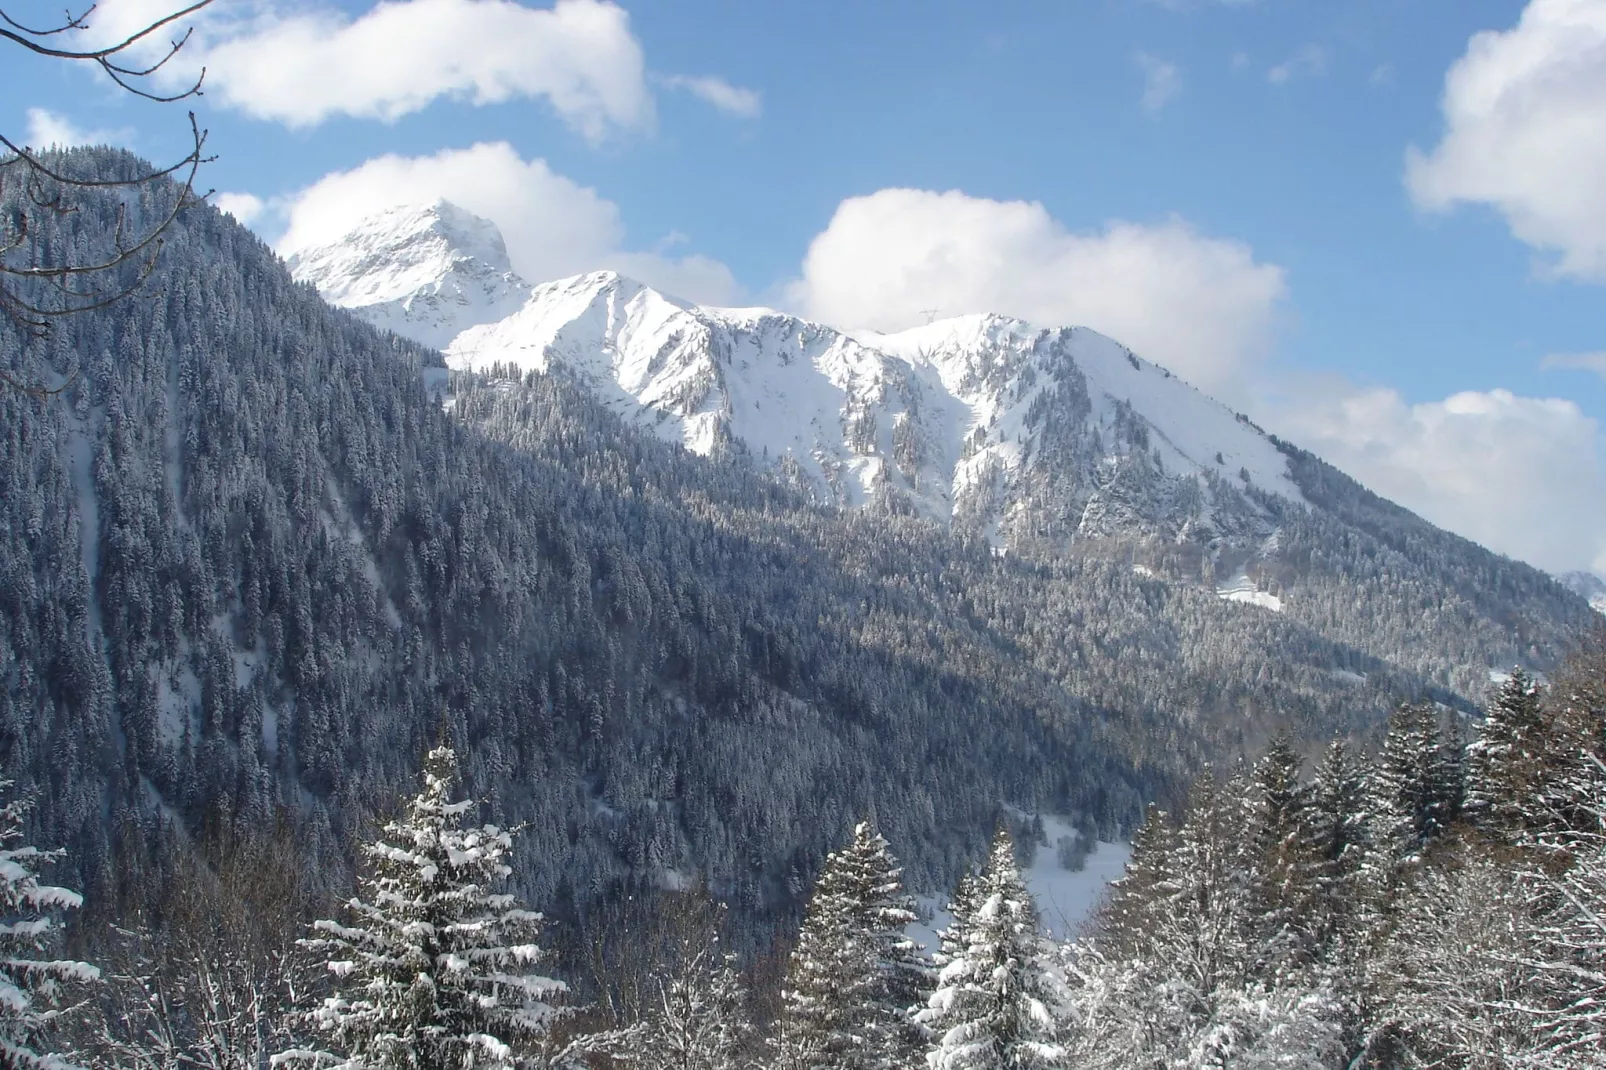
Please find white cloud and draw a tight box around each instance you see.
[1136,53,1181,113]
[785,188,1286,400]
[24,108,129,148]
[1278,382,1606,575]
[213,192,267,225]
[201,0,652,140]
[660,74,761,118]
[1267,45,1328,84]
[1407,0,1606,280]
[1543,351,1606,379]
[277,142,737,304]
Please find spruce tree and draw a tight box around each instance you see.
[0,786,99,1070]
[1303,739,1371,961]
[937,869,983,969]
[1464,668,1547,841]
[281,746,565,1070]
[773,821,927,1070]
[1243,735,1312,980]
[920,830,1062,1070]
[1087,803,1175,963]
[1370,704,1457,865]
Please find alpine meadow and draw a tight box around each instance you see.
[3,1,1606,1068]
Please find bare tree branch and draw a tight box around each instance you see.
[0,0,214,394]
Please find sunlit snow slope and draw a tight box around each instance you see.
[289,200,530,352]
[293,202,1310,560]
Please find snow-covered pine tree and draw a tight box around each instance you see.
[1465,669,1547,842]
[1367,838,1542,1067]
[0,784,99,1070]
[1303,739,1371,963]
[278,746,565,1070]
[1369,704,1459,869]
[772,821,927,1070]
[1066,770,1348,1070]
[1512,650,1606,1066]
[1083,803,1174,963]
[920,830,1061,1070]
[937,870,982,970]
[1243,735,1313,981]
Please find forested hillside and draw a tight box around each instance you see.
[0,150,1593,943]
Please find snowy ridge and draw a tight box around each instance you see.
[1559,570,1606,616]
[288,200,531,351]
[297,204,1310,557]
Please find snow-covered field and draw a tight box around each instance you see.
[1216,570,1284,612]
[908,816,1131,954]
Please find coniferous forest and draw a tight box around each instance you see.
[3,643,1603,1067]
[2,147,1605,1067]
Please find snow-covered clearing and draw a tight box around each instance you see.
[1216,570,1283,612]
[908,816,1131,954]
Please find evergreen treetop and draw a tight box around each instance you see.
[279,746,564,1070]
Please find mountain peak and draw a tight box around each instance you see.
[289,201,530,351]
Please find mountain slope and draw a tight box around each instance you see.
[1,156,1594,948]
[295,204,1598,699]
[293,209,1303,556]
[1560,570,1606,615]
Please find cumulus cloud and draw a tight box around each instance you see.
[202,0,651,139]
[1407,0,1606,279]
[1278,382,1606,575]
[277,142,737,304]
[1136,53,1181,113]
[785,188,1286,400]
[660,74,762,118]
[24,108,130,148]
[213,192,267,225]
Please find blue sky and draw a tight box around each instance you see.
[8,0,1606,577]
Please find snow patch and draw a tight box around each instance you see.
[1216,571,1284,612]
[908,815,1131,954]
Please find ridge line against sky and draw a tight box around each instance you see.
[8,0,1605,578]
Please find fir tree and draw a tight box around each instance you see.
[0,786,99,1070]
[1465,669,1547,842]
[1086,803,1175,964]
[1303,739,1371,963]
[280,747,565,1070]
[937,869,983,969]
[920,830,1062,1070]
[1242,735,1312,981]
[773,821,927,1070]
[1370,704,1458,866]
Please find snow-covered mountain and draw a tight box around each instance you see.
[293,203,1303,563]
[1559,571,1606,615]
[288,200,530,351]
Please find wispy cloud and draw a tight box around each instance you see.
[1268,45,1328,85]
[1136,53,1181,113]
[660,74,762,118]
[1543,351,1606,379]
